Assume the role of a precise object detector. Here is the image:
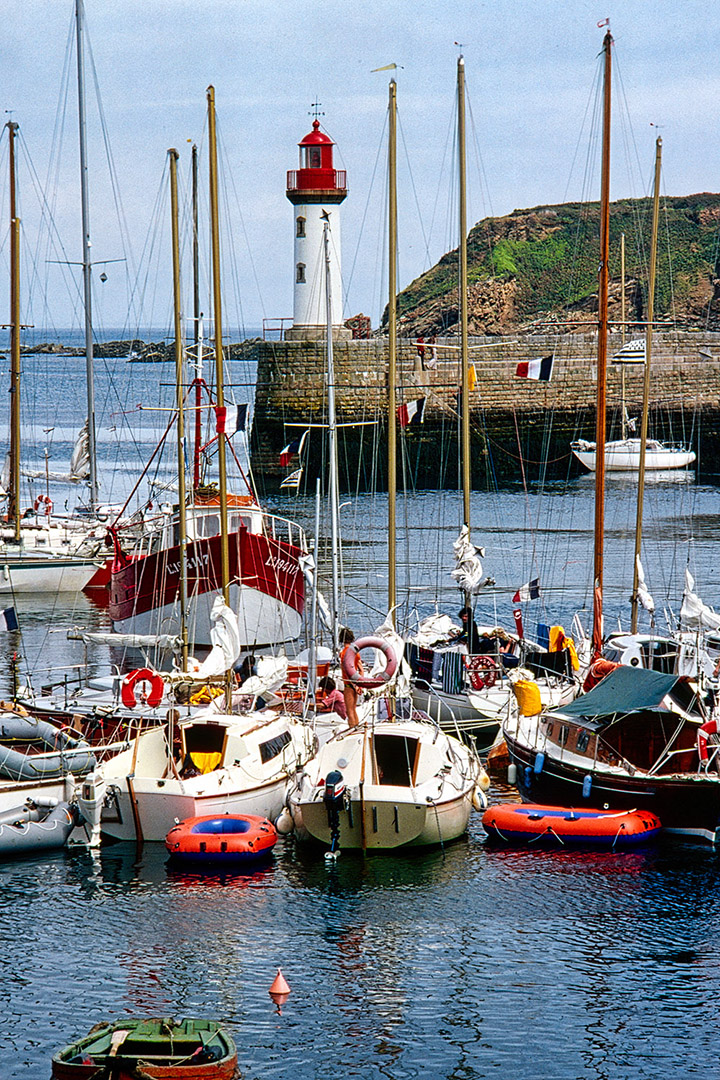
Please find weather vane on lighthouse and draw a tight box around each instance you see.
[309,101,325,120]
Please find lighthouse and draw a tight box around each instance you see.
[285,118,350,341]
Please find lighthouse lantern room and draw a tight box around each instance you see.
[286,118,350,341]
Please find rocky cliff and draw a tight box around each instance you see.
[390,193,720,337]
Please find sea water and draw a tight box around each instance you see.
[1,347,719,1077]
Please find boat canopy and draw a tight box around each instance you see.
[549,666,680,728]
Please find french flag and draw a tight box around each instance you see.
[280,429,308,466]
[214,402,247,436]
[397,397,426,428]
[515,355,554,382]
[512,579,540,603]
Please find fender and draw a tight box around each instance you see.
[121,668,165,710]
[341,636,398,690]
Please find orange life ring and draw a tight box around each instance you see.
[698,718,720,763]
[465,654,501,690]
[341,636,398,690]
[121,667,165,709]
[34,494,53,516]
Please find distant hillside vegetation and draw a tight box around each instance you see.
[389,193,720,336]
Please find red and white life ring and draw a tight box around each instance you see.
[34,494,53,517]
[465,654,501,690]
[121,667,165,709]
[341,636,398,690]
[697,718,720,763]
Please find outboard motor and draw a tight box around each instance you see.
[323,769,345,856]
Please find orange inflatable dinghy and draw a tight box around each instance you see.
[165,813,278,864]
[482,803,661,848]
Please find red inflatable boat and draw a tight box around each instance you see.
[165,813,278,864]
[482,803,662,848]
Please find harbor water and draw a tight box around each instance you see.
[1,347,720,1076]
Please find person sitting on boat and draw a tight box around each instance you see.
[339,627,364,728]
[457,607,482,654]
[317,675,347,719]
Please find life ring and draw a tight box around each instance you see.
[34,494,53,517]
[697,718,720,763]
[121,667,165,709]
[466,655,501,690]
[341,636,398,690]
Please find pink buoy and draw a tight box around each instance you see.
[269,968,291,1012]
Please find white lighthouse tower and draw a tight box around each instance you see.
[286,117,350,341]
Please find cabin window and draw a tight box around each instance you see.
[195,513,220,539]
[296,263,306,283]
[558,724,569,746]
[259,729,292,763]
[296,216,306,238]
[229,514,252,533]
[577,730,590,753]
[546,723,553,738]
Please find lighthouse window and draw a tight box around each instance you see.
[296,216,306,238]
[309,148,321,168]
[296,263,306,283]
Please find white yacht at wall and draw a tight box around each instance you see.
[571,437,696,472]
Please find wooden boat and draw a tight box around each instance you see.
[482,802,662,848]
[166,812,277,864]
[51,1017,238,1079]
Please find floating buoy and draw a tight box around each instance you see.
[472,785,488,812]
[269,968,291,1010]
[275,806,294,835]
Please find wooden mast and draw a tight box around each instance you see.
[620,232,627,439]
[207,86,230,606]
[168,147,189,671]
[387,78,398,625]
[191,142,203,494]
[458,55,471,572]
[630,136,662,633]
[592,28,613,658]
[7,121,21,541]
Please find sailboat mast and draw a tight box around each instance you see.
[620,231,627,440]
[457,57,471,535]
[75,0,99,514]
[592,29,613,657]
[387,79,398,624]
[323,217,341,652]
[192,143,203,493]
[207,86,230,605]
[630,136,662,634]
[7,122,21,541]
[168,148,189,671]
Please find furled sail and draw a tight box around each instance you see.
[193,597,242,679]
[451,525,487,594]
[23,423,91,484]
[635,556,655,616]
[680,567,720,630]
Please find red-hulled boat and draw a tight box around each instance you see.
[482,803,662,848]
[165,812,278,864]
[107,491,306,647]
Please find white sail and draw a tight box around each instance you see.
[193,597,242,679]
[68,630,182,650]
[680,567,720,630]
[69,421,90,480]
[635,556,655,616]
[451,525,486,593]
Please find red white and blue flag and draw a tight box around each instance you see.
[280,429,309,466]
[512,578,540,603]
[214,402,248,436]
[515,355,554,382]
[397,397,426,428]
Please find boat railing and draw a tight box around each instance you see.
[261,512,307,552]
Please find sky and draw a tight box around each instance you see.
[1,0,719,337]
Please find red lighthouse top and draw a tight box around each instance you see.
[287,119,347,203]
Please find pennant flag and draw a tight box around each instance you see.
[612,338,645,363]
[397,397,426,428]
[214,403,248,436]
[280,429,308,466]
[0,606,19,632]
[515,356,554,382]
[512,578,540,603]
[513,607,524,639]
[280,468,303,491]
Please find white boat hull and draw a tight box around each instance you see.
[0,555,99,594]
[572,439,696,472]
